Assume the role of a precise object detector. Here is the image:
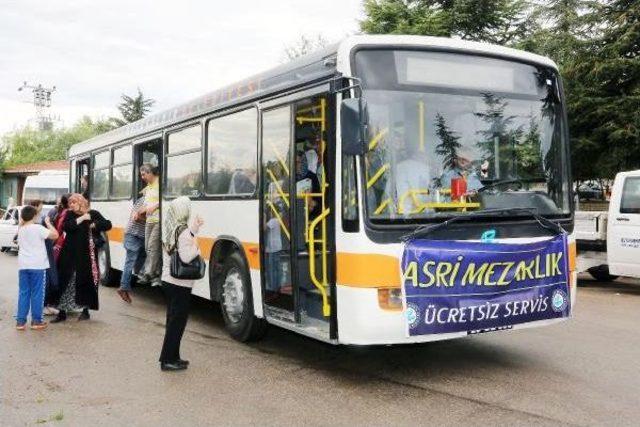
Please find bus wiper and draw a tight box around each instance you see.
[477,179,524,193]
[402,208,565,241]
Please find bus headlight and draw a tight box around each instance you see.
[378,288,403,311]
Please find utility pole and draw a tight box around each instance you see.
[17,81,56,131]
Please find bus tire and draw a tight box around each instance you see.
[98,238,116,287]
[219,251,267,342]
[588,265,619,282]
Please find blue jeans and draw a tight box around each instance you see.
[16,269,46,325]
[266,251,282,292]
[120,233,146,291]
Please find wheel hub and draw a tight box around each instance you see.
[222,268,245,323]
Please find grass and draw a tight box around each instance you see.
[34,410,64,424]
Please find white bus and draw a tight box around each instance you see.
[68,35,577,345]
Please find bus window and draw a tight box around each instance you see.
[111,145,133,199]
[165,125,202,197]
[206,108,257,195]
[91,151,110,200]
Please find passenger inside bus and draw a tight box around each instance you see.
[438,148,483,201]
[228,167,257,194]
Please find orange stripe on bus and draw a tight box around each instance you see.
[568,241,576,272]
[336,253,401,288]
[106,227,260,270]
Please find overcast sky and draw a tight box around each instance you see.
[0,0,364,135]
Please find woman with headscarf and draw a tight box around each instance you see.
[159,196,203,372]
[43,194,69,315]
[52,193,112,323]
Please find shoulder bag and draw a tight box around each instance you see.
[170,225,206,280]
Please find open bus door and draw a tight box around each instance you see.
[259,88,335,340]
[134,139,162,196]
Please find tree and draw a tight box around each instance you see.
[474,93,522,178]
[434,113,461,170]
[360,0,531,44]
[283,34,329,61]
[110,88,155,127]
[574,0,640,176]
[1,117,114,167]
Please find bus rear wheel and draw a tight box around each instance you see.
[98,239,116,287]
[588,265,619,282]
[219,251,266,342]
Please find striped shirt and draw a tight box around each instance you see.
[125,197,146,238]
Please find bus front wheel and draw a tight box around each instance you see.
[219,251,267,342]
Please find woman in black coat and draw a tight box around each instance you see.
[52,193,112,322]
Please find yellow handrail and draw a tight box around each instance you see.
[397,189,430,214]
[366,163,390,189]
[369,128,388,150]
[266,200,290,240]
[308,208,331,316]
[266,168,290,207]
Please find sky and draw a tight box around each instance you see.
[0,0,364,135]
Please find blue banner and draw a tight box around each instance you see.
[401,234,571,336]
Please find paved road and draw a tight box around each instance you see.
[1,253,639,427]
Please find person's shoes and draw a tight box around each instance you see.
[177,359,190,367]
[43,306,60,316]
[78,309,90,321]
[137,274,152,285]
[117,289,132,304]
[160,362,188,371]
[51,311,67,323]
[30,322,48,331]
[16,322,26,331]
[151,278,162,287]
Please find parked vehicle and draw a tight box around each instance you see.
[576,181,605,201]
[576,170,640,281]
[22,170,69,208]
[0,205,52,252]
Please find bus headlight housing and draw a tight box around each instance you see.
[378,288,403,311]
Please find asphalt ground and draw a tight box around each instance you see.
[1,253,639,426]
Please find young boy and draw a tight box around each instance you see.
[15,205,59,331]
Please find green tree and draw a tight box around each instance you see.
[516,116,543,178]
[110,88,155,127]
[434,113,461,170]
[360,0,531,44]
[1,117,114,167]
[572,0,640,176]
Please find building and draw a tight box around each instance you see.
[0,160,68,208]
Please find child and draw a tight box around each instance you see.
[15,205,59,331]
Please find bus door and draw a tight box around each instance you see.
[260,89,334,337]
[134,139,162,196]
[75,157,91,197]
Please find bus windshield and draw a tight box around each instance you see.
[354,49,570,223]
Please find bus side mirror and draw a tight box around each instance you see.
[341,98,368,156]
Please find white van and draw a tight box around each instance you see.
[22,170,69,208]
[575,170,640,280]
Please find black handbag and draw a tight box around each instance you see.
[169,226,206,280]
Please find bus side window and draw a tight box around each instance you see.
[165,125,203,198]
[342,154,359,232]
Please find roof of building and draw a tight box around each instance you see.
[3,160,68,174]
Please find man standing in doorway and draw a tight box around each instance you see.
[139,164,162,287]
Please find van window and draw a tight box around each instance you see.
[620,177,640,214]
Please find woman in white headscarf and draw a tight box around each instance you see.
[159,196,203,372]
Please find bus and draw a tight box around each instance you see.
[68,35,576,345]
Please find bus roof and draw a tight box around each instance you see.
[68,35,557,158]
